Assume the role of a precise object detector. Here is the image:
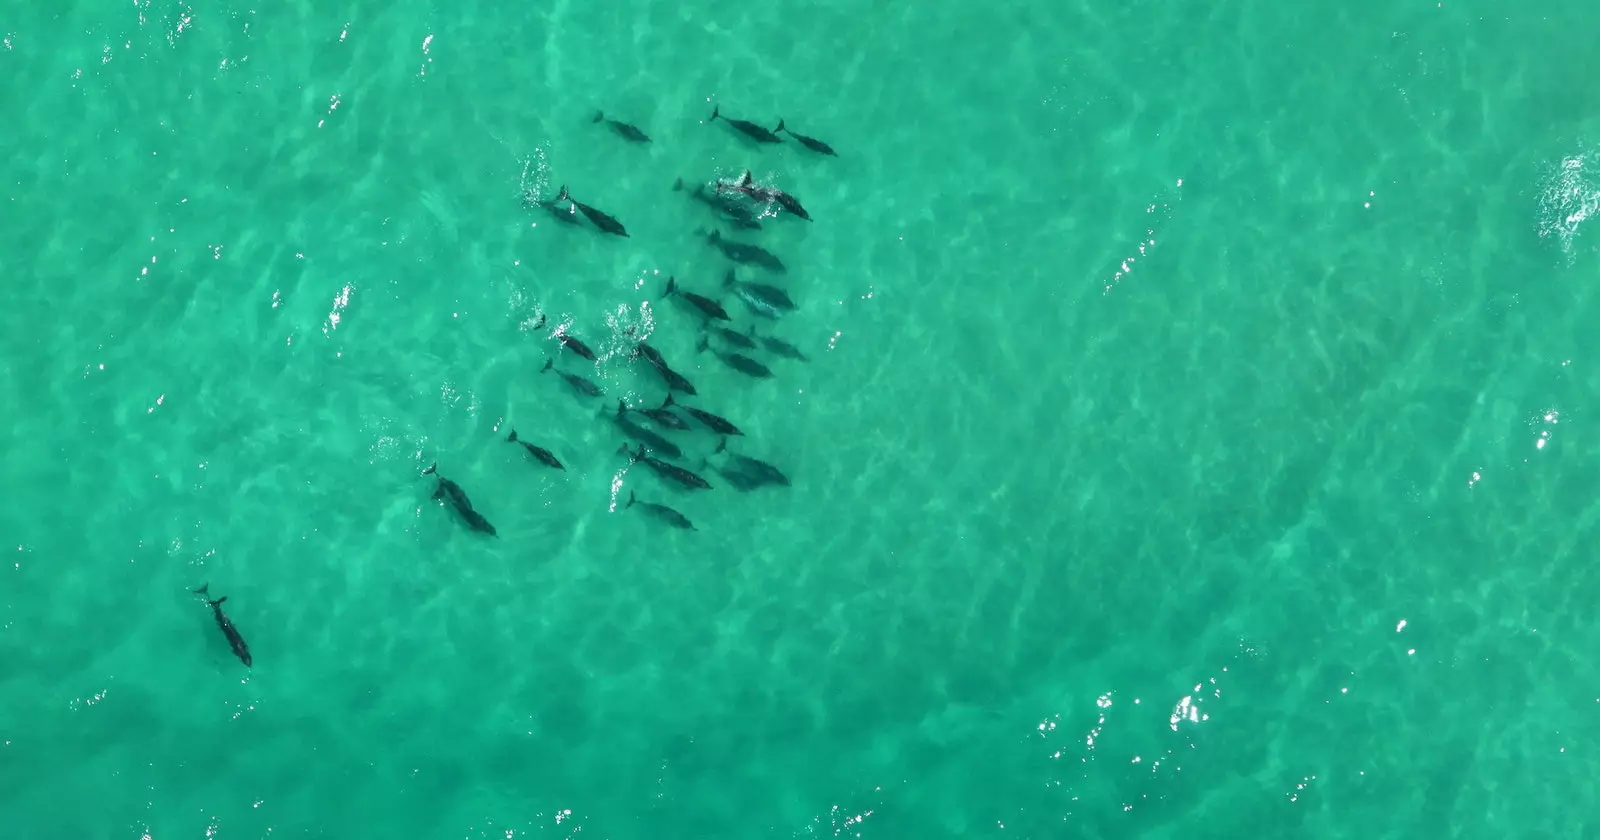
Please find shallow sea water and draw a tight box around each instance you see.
[4,1,1600,838]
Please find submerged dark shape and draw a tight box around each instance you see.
[662,393,743,437]
[697,334,774,379]
[555,185,629,237]
[507,429,565,470]
[774,119,838,156]
[704,229,786,274]
[192,583,252,667]
[626,490,696,530]
[708,105,782,143]
[663,276,731,321]
[620,443,713,491]
[541,357,604,397]
[593,110,650,143]
[422,462,498,536]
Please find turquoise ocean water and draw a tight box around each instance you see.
[5,0,1600,837]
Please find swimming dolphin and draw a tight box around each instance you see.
[555,185,629,237]
[697,334,774,378]
[718,171,812,221]
[632,342,698,395]
[523,190,582,225]
[712,437,791,487]
[192,583,252,667]
[673,177,762,229]
[708,105,782,143]
[553,328,598,361]
[620,443,713,491]
[541,358,604,397]
[662,393,743,436]
[705,229,786,274]
[663,276,732,321]
[706,322,757,350]
[593,110,650,143]
[753,331,809,361]
[774,119,838,156]
[618,398,691,431]
[612,409,684,459]
[626,490,696,530]
[723,268,796,318]
[507,429,565,470]
[422,462,499,536]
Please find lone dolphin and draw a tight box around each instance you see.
[723,268,796,318]
[618,398,691,431]
[626,490,696,530]
[620,443,713,491]
[192,583,252,667]
[674,177,762,229]
[697,334,774,378]
[708,105,782,143]
[555,186,630,237]
[712,438,791,488]
[422,462,499,536]
[553,329,598,361]
[541,358,604,397]
[507,429,565,470]
[727,170,812,221]
[774,119,837,156]
[663,276,732,321]
[593,110,650,143]
[523,190,581,225]
[705,229,787,274]
[662,393,743,436]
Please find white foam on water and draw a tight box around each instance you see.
[1537,148,1600,262]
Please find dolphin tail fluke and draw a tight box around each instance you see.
[210,595,227,607]
[541,358,553,374]
[507,429,518,443]
[714,436,729,455]
[192,583,209,596]
[709,105,720,122]
[592,110,605,123]
[422,462,438,476]
[627,490,637,509]
[663,276,677,299]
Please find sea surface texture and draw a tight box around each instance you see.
[4,0,1600,837]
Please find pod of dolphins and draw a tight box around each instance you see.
[192,103,835,669]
